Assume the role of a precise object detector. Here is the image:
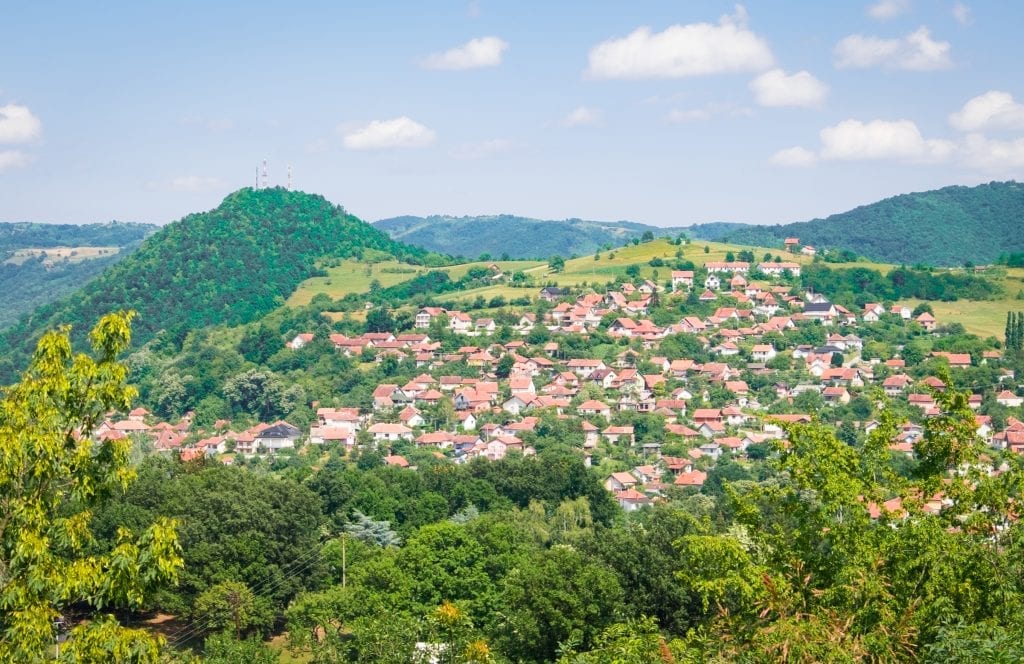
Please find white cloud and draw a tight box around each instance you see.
[450,139,515,160]
[562,107,602,127]
[667,108,712,123]
[170,176,223,192]
[585,5,774,79]
[0,150,30,172]
[834,27,951,70]
[749,69,828,108]
[342,116,437,149]
[952,3,972,25]
[867,0,910,20]
[819,118,955,162]
[949,91,1024,132]
[962,133,1024,172]
[0,104,42,143]
[770,146,818,167]
[667,103,753,123]
[422,36,508,70]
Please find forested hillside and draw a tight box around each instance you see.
[374,214,685,259]
[0,220,154,252]
[0,221,155,328]
[688,181,1024,266]
[0,188,436,377]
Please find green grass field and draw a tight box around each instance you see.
[4,246,121,266]
[901,268,1024,339]
[288,237,1005,339]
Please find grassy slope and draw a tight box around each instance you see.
[287,238,1013,338]
[900,268,1024,339]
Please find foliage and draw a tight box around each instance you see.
[375,214,678,260]
[0,312,182,662]
[691,181,1024,266]
[0,188,429,379]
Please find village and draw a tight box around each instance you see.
[94,246,1021,517]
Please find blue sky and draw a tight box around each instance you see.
[1,1,1022,227]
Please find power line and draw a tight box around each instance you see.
[164,544,329,647]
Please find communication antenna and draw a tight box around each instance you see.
[255,165,260,190]
[287,164,293,191]
[261,159,269,189]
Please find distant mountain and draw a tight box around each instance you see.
[0,221,156,329]
[687,182,1024,266]
[0,188,429,374]
[374,214,686,259]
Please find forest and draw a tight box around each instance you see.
[689,181,1024,266]
[0,188,446,381]
[7,315,1024,662]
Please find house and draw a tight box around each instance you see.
[801,245,816,256]
[890,305,912,320]
[704,274,721,290]
[997,390,1024,407]
[603,425,636,446]
[615,488,652,512]
[415,307,447,329]
[367,423,414,442]
[578,399,612,420]
[674,469,708,487]
[751,344,776,362]
[254,422,302,453]
[932,352,971,369]
[605,471,638,492]
[288,333,314,349]
[916,312,936,331]
[784,237,800,251]
[671,270,694,290]
[539,286,568,302]
[803,301,837,324]
[704,261,750,274]
[758,262,802,278]
[449,312,474,334]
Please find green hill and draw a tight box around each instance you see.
[374,214,687,259]
[687,181,1024,266]
[0,188,432,375]
[0,221,156,329]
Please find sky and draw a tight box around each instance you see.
[1,0,1023,227]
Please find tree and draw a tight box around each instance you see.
[223,369,299,420]
[725,251,735,262]
[345,510,402,547]
[549,255,566,273]
[0,312,183,662]
[365,306,395,333]
[495,354,515,379]
[193,581,271,639]
[237,324,284,364]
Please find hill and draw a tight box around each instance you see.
[0,221,156,329]
[374,214,687,259]
[0,188,433,375]
[687,181,1024,266]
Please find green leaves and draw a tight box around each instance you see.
[0,313,182,662]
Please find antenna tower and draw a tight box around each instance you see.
[261,159,269,189]
[287,165,293,191]
[255,165,260,189]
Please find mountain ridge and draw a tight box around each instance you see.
[376,182,1024,266]
[0,187,434,377]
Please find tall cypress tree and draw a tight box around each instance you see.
[1006,312,1014,350]
[1016,312,1024,352]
